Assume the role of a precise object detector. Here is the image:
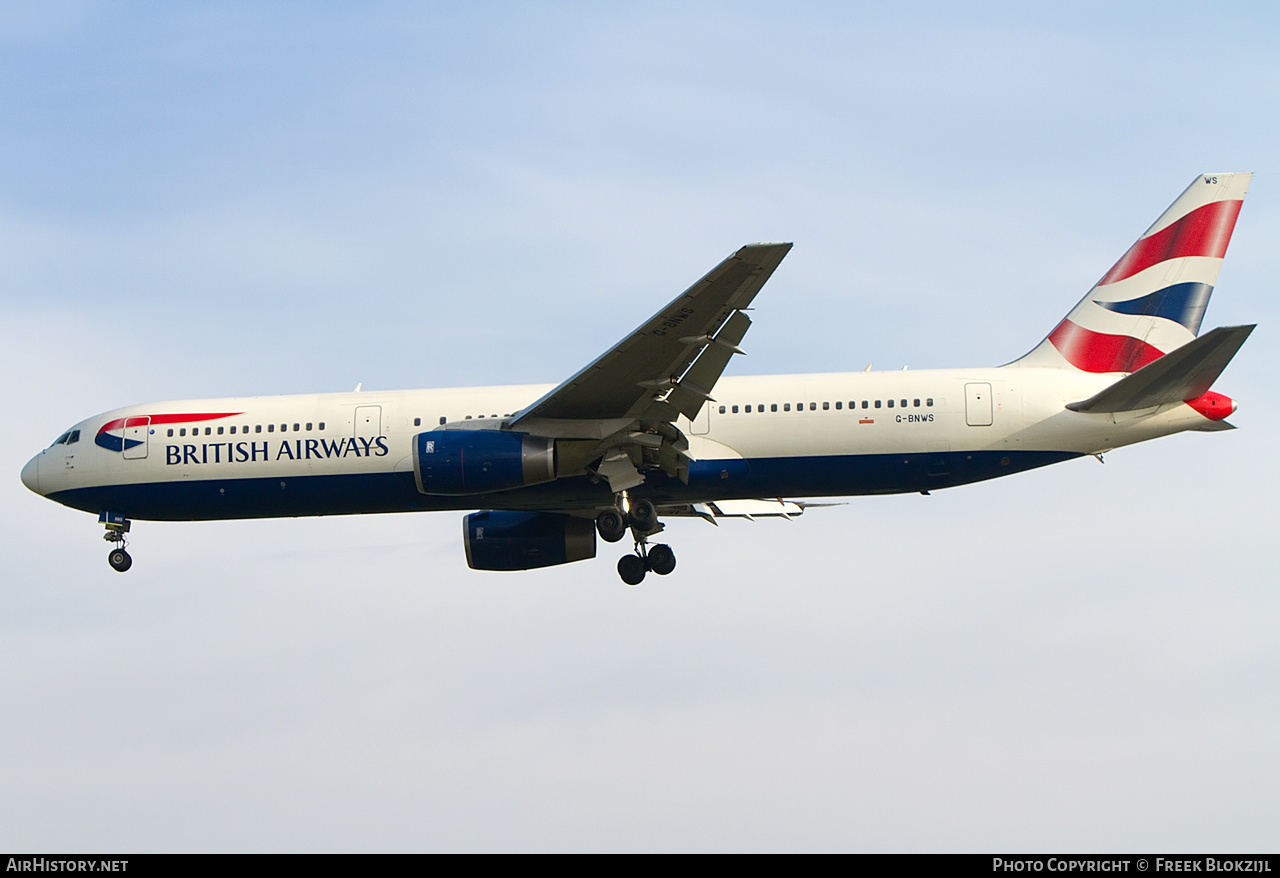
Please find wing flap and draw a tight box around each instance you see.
[663,310,752,420]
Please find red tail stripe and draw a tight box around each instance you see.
[1096,200,1242,287]
[1047,320,1165,373]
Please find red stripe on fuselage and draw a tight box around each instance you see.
[1046,320,1164,373]
[1096,200,1242,287]
[96,411,245,435]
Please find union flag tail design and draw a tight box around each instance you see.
[1015,173,1251,372]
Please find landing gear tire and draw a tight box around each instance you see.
[596,508,627,543]
[108,548,132,573]
[617,553,647,586]
[646,544,676,576]
[627,498,658,532]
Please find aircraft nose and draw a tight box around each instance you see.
[20,454,41,495]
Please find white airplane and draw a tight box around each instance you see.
[21,174,1255,584]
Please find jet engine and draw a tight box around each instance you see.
[413,430,556,495]
[463,511,596,571]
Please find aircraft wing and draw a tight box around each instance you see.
[511,243,792,425]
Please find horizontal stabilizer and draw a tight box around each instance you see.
[1067,324,1255,413]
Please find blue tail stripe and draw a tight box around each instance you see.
[1094,282,1213,333]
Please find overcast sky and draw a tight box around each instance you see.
[3,1,1278,852]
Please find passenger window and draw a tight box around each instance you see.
[167,429,174,437]
[306,423,313,431]
[875,400,881,409]
[809,402,816,411]
[771,403,777,412]
[926,398,933,407]
[256,425,262,433]
[835,401,842,410]
[319,422,326,430]
[861,400,868,409]
[731,405,739,413]
[293,423,299,432]
[438,417,445,426]
[913,399,920,407]
[901,399,907,408]
[887,399,894,408]
[217,426,224,435]
[180,428,187,437]
[230,426,236,435]
[413,417,421,427]
[822,402,829,410]
[744,405,751,413]
[268,424,274,433]
[783,403,791,412]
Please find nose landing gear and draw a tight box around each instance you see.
[100,512,133,573]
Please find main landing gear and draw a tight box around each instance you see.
[596,497,676,586]
[101,513,133,573]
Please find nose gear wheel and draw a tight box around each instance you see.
[102,516,133,573]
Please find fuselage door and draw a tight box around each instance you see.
[122,416,150,459]
[354,405,382,437]
[691,402,711,435]
[964,383,993,427]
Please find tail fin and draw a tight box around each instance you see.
[1013,173,1251,372]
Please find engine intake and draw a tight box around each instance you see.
[463,511,596,571]
[413,430,556,495]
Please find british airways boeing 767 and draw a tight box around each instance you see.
[21,174,1255,584]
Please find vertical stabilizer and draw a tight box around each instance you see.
[1013,173,1250,372]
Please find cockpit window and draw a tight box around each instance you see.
[49,428,83,447]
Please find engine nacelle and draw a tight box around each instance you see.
[413,430,556,495]
[463,511,596,571]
